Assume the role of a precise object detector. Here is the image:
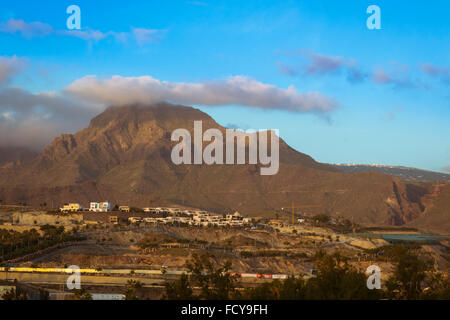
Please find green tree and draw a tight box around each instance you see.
[1,281,28,300]
[313,214,331,224]
[242,281,283,300]
[164,274,194,300]
[420,273,450,300]
[186,253,239,300]
[386,248,433,300]
[164,254,240,300]
[124,280,143,300]
[71,288,93,300]
[304,252,381,300]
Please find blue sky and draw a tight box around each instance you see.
[0,0,449,173]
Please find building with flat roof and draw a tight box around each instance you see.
[89,202,110,212]
[118,206,130,213]
[60,203,82,213]
[109,216,118,224]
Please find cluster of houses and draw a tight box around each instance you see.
[60,202,111,213]
[59,202,253,228]
[128,210,253,228]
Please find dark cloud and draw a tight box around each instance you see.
[0,58,99,149]
[276,61,299,77]
[277,50,434,90]
[0,56,28,85]
[346,66,368,84]
[277,50,367,84]
[303,52,345,75]
[371,67,424,89]
[0,87,100,149]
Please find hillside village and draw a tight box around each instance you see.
[60,202,253,228]
[1,200,448,301]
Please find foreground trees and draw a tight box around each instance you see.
[385,246,449,300]
[71,288,93,300]
[164,248,449,300]
[124,280,144,300]
[0,225,85,262]
[243,252,381,300]
[164,254,239,300]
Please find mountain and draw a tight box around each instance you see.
[331,164,450,182]
[0,103,448,233]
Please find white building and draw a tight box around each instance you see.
[243,217,253,224]
[128,217,142,224]
[143,217,157,223]
[89,202,110,212]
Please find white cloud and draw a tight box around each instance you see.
[0,19,53,38]
[131,28,164,46]
[0,18,165,45]
[57,29,108,41]
[65,75,338,113]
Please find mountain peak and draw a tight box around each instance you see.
[88,102,215,131]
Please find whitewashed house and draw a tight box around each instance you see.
[89,202,110,212]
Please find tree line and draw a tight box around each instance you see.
[0,225,85,262]
[163,247,449,300]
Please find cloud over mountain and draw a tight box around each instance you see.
[65,75,339,113]
[0,57,339,149]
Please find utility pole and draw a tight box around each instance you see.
[282,203,321,225]
[291,202,295,225]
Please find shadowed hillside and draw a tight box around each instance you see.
[0,146,39,167]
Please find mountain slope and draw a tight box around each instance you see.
[331,164,450,182]
[405,183,450,234]
[0,103,445,232]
